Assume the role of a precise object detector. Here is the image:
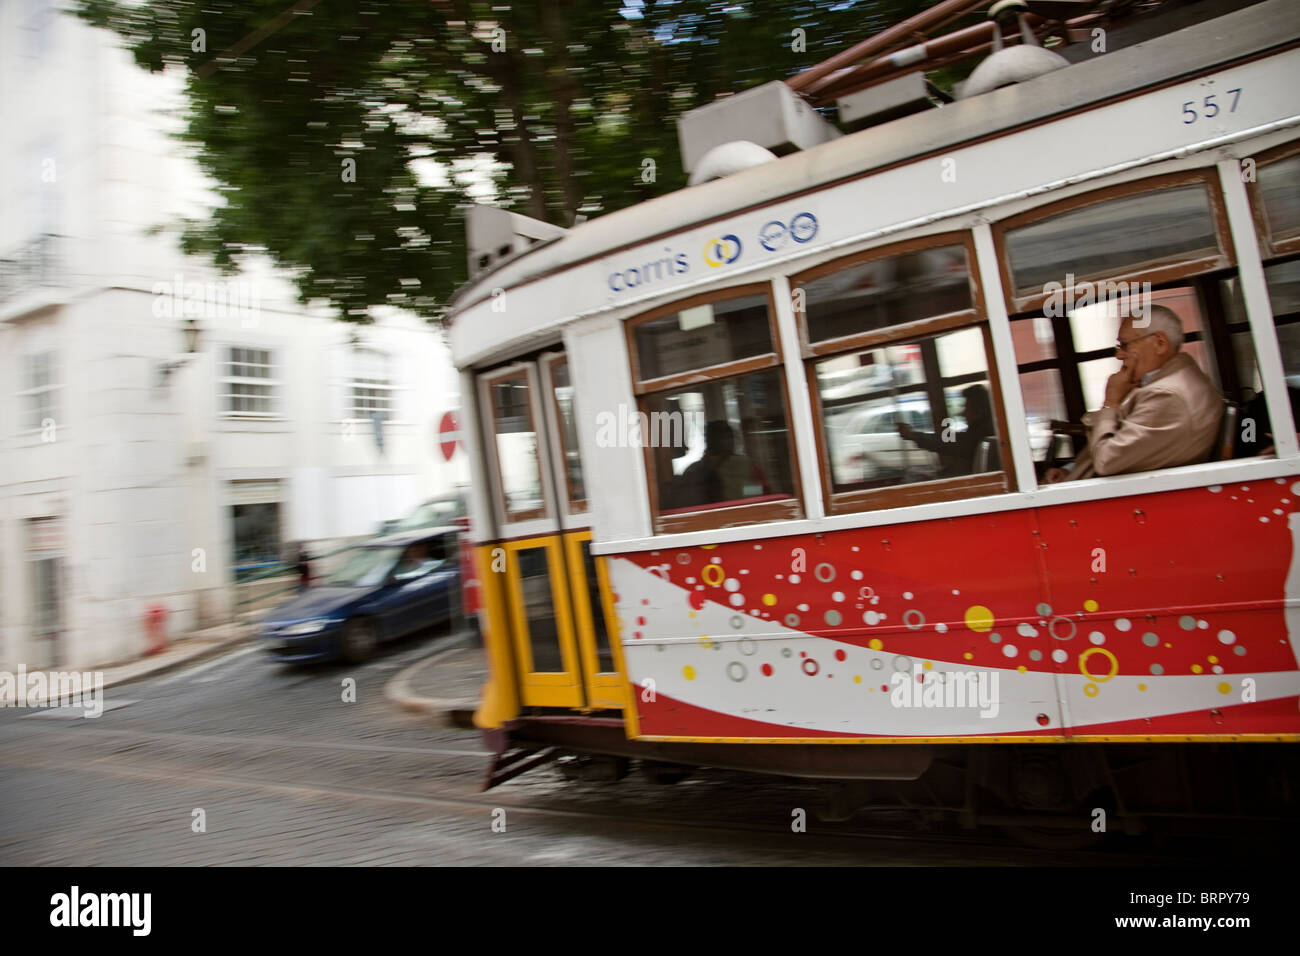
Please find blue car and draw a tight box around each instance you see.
[260,528,462,663]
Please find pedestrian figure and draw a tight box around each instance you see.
[295,544,312,590]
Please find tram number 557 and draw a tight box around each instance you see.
[1182,89,1241,124]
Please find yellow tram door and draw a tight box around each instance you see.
[478,351,626,712]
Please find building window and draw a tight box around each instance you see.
[221,347,279,418]
[625,284,801,533]
[350,348,395,421]
[229,480,283,580]
[26,516,64,668]
[19,350,59,432]
[793,234,1012,514]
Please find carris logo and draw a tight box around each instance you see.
[702,234,743,267]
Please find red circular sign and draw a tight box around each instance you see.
[438,411,461,462]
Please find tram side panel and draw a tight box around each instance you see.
[1036,479,1300,738]
[609,509,1060,741]
[608,483,1300,742]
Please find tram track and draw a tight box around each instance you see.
[0,722,1194,864]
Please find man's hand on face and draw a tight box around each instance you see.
[1104,360,1135,408]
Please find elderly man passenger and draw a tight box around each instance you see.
[1046,305,1223,483]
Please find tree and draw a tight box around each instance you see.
[76,0,931,323]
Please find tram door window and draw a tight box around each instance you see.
[478,355,626,711]
[486,370,547,522]
[792,234,1014,514]
[626,285,802,534]
[540,351,624,709]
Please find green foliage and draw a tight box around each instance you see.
[75,0,931,323]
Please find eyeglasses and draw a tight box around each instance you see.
[1115,331,1160,353]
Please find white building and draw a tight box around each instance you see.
[0,3,467,670]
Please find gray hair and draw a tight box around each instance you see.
[1139,304,1184,351]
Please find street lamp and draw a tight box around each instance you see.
[157,317,203,386]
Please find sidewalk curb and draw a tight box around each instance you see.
[384,630,480,730]
[101,626,256,692]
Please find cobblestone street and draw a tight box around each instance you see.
[1,628,1287,867]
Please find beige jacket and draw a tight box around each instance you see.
[1068,351,1224,480]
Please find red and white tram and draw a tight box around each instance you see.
[447,0,1300,828]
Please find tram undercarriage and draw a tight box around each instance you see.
[484,719,1299,846]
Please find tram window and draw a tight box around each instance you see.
[998,172,1230,313]
[1010,285,1233,473]
[632,294,772,383]
[625,285,802,533]
[1072,290,1214,410]
[1222,261,1300,384]
[486,371,547,522]
[580,540,615,673]
[645,369,796,513]
[1018,368,1068,461]
[1256,151,1300,250]
[516,547,565,672]
[801,243,970,344]
[793,235,1012,513]
[812,329,1005,500]
[547,356,587,513]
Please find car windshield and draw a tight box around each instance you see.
[324,545,402,588]
[396,498,465,531]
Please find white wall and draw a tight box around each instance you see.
[0,6,469,670]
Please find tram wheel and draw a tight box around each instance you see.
[340,619,378,663]
[997,788,1118,850]
[640,760,694,785]
[557,754,630,783]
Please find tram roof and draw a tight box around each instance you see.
[445,0,1294,356]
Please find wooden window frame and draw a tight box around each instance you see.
[480,364,550,525]
[1245,138,1300,259]
[993,169,1238,316]
[791,233,1015,516]
[795,231,986,358]
[623,282,804,535]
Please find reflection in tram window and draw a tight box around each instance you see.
[626,286,802,531]
[632,294,771,381]
[815,329,1000,492]
[488,373,546,521]
[1257,151,1300,247]
[516,547,564,672]
[649,369,795,512]
[801,244,970,344]
[1002,180,1224,299]
[793,235,1010,513]
[548,357,587,512]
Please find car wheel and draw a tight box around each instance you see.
[340,619,378,663]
